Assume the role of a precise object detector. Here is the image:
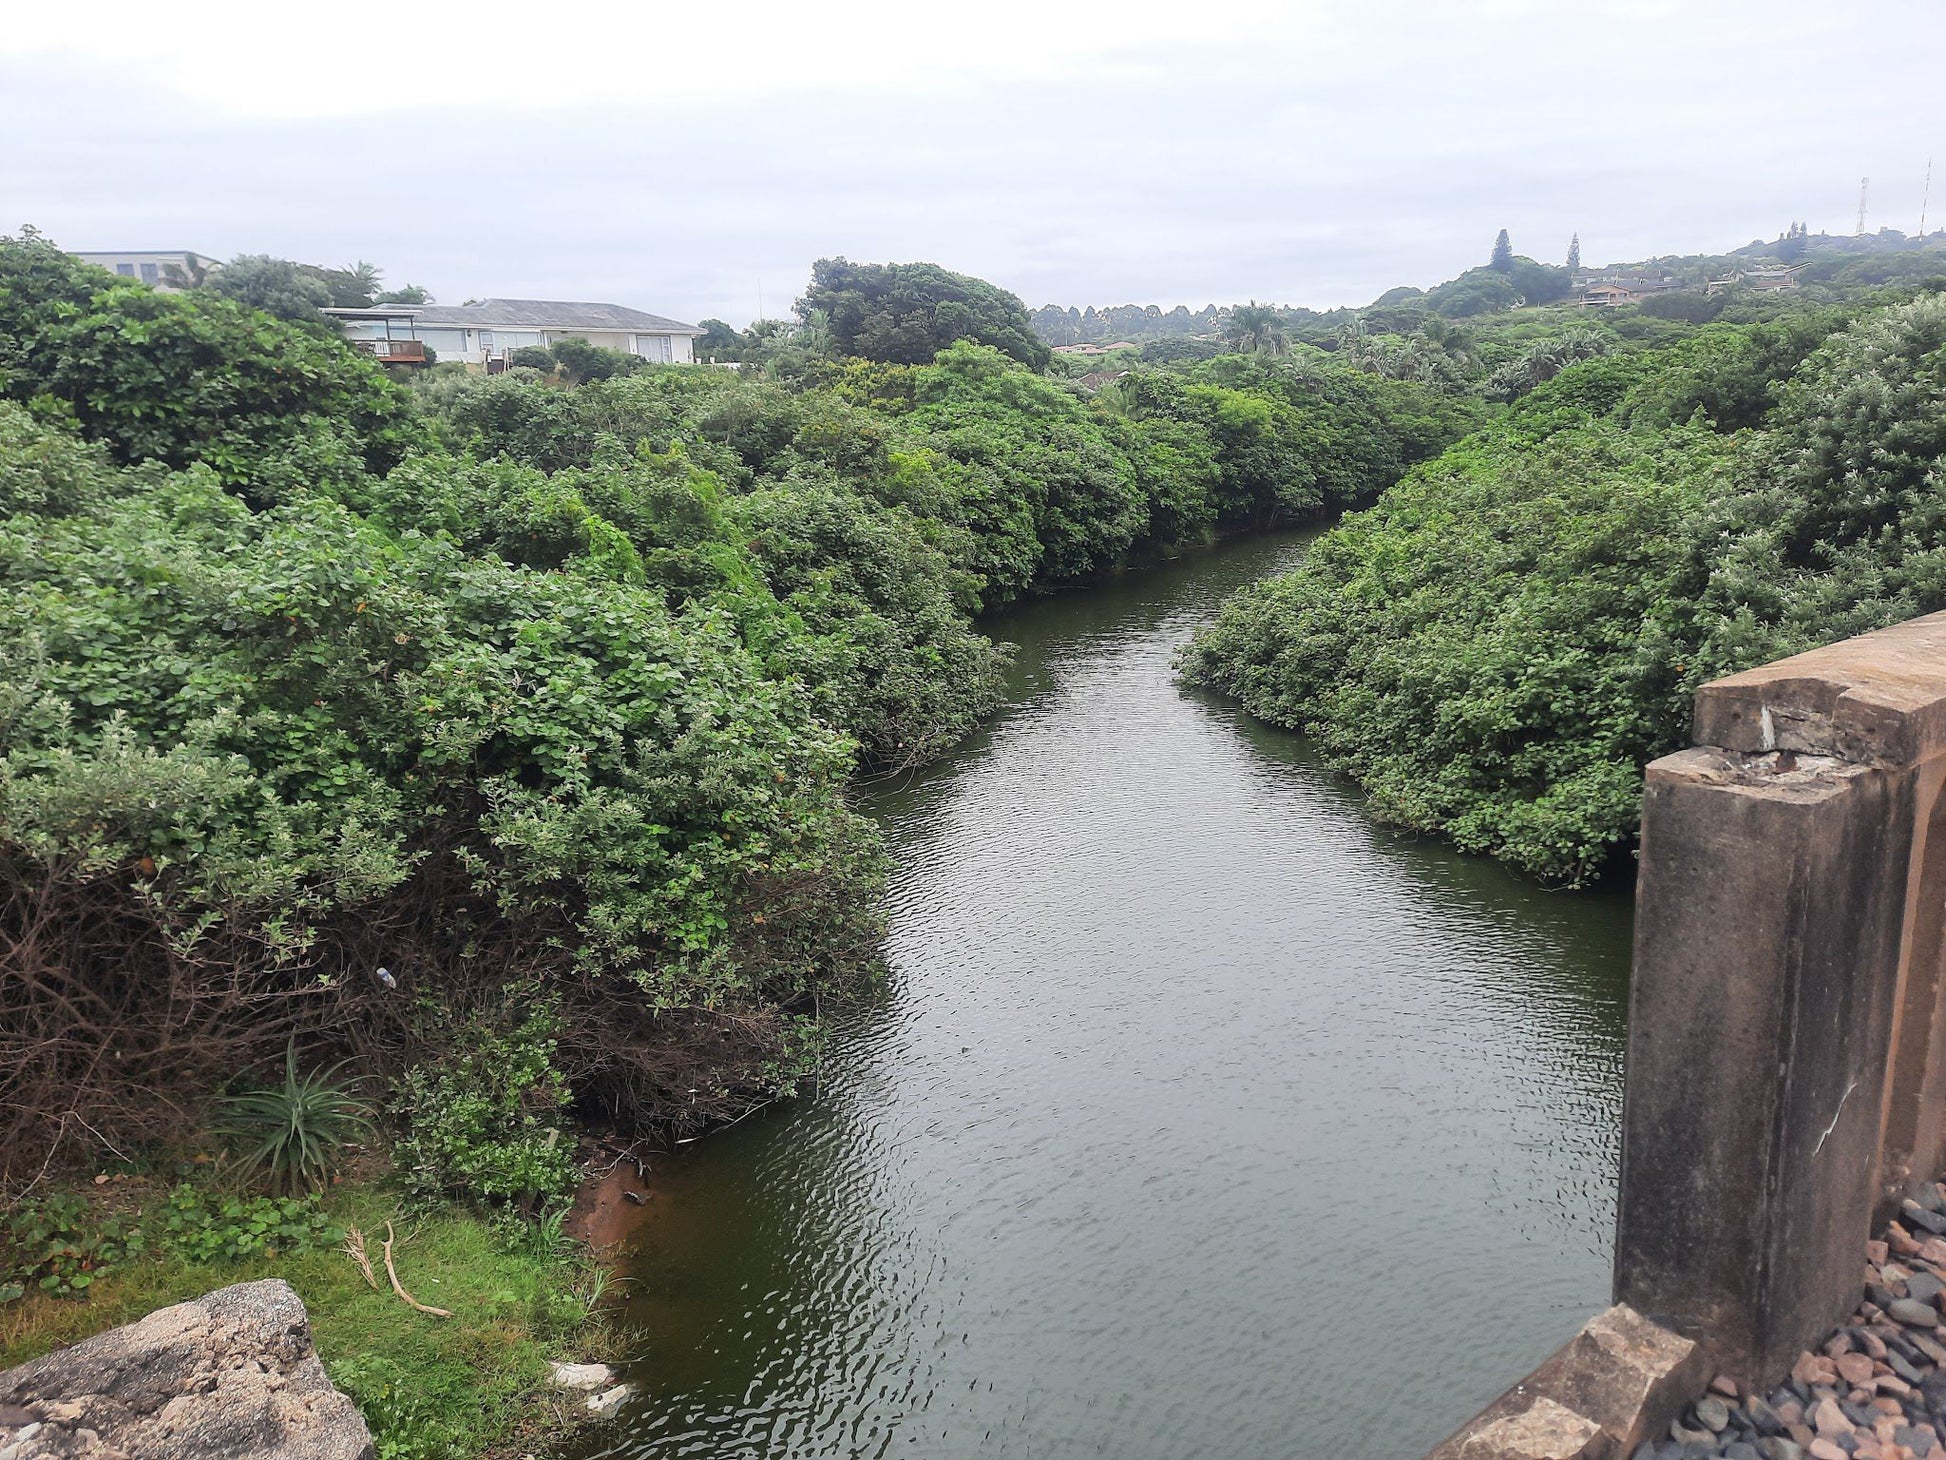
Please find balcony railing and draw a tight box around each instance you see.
[348,339,427,363]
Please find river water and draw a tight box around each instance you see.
[579,533,1635,1460]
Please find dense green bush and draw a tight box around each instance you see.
[0,232,1480,1171]
[0,231,424,502]
[1183,296,1946,883]
[391,1009,577,1208]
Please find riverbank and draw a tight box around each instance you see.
[0,1168,620,1459]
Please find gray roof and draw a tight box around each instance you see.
[404,299,701,334]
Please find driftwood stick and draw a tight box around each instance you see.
[381,1219,453,1317]
[343,1224,380,1291]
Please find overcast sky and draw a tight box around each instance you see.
[4,0,1941,324]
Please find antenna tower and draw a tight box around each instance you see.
[1857,176,1871,236]
[1923,159,1934,238]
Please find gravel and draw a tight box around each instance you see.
[1637,1185,1946,1460]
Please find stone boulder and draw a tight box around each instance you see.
[0,1279,374,1459]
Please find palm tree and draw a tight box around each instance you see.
[1224,301,1289,357]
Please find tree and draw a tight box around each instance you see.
[209,254,334,324]
[377,283,434,305]
[1490,230,1514,273]
[1223,302,1289,357]
[1566,233,1582,271]
[797,258,1051,370]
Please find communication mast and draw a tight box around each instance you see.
[1857,176,1871,236]
[1923,160,1934,238]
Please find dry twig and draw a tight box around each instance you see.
[342,1224,380,1291]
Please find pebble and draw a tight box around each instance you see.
[1904,1202,1946,1237]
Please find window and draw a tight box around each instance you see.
[116,263,135,276]
[140,263,159,283]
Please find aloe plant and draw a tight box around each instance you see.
[214,1043,369,1194]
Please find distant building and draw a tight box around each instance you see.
[71,250,220,290]
[328,299,703,367]
[1052,341,1139,356]
[1704,264,1803,296]
[1573,273,1679,308]
[1075,370,1131,391]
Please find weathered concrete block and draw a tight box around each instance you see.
[1425,1305,1706,1460]
[1615,746,1913,1380]
[0,1279,374,1459]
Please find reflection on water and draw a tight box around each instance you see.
[578,534,1633,1460]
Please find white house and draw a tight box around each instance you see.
[329,299,703,366]
[72,250,220,290]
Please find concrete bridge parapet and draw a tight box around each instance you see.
[1426,610,1946,1458]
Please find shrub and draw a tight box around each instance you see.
[390,1008,576,1207]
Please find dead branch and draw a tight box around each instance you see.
[381,1220,452,1318]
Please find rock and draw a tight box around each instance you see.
[1698,1396,1733,1432]
[1905,1203,1946,1237]
[1872,1243,1893,1266]
[1715,1376,1747,1399]
[1748,1396,1789,1435]
[1671,1419,1715,1444]
[1760,1440,1805,1460]
[1808,1442,1849,1460]
[1892,1300,1942,1329]
[547,1362,615,1392]
[585,1384,631,1420]
[1893,1225,1925,1258]
[1911,1274,1946,1304]
[1726,1445,1762,1460]
[1907,1330,1946,1364]
[1801,1355,1844,1387]
[1814,1397,1855,1436]
[1841,1355,1879,1386]
[1889,1352,1927,1385]
[0,1279,373,1459]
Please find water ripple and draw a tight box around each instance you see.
[580,535,1632,1460]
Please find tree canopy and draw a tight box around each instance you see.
[797,258,1051,369]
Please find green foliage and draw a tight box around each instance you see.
[0,231,424,502]
[2,1193,147,1300]
[800,257,1051,369]
[157,1185,343,1263]
[213,1043,370,1194]
[1183,295,1946,883]
[391,1009,576,1207]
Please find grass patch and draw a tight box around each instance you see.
[0,1179,613,1460]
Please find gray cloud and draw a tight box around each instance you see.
[5,0,1942,324]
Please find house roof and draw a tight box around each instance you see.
[403,299,702,334]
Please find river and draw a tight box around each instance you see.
[576,532,1635,1459]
